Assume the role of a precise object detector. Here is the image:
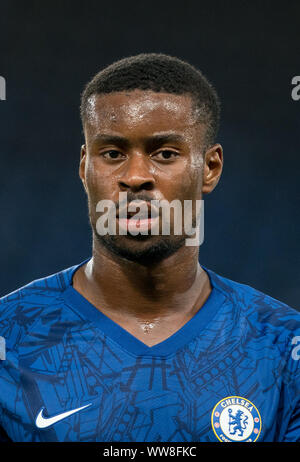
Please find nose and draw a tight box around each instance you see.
[118,153,155,192]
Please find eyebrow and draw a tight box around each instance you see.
[92,132,186,150]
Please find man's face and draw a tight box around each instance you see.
[80,89,216,264]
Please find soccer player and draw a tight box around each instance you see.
[0,53,299,443]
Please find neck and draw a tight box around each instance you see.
[73,237,210,321]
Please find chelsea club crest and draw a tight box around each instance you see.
[211,396,262,442]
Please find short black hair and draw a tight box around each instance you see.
[80,53,220,148]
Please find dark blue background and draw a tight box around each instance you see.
[0,1,299,309]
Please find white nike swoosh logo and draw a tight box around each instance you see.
[35,403,92,428]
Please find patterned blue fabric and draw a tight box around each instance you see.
[0,259,299,442]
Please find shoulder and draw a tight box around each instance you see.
[0,261,84,350]
[0,263,75,308]
[206,267,300,401]
[206,266,300,339]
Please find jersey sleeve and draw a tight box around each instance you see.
[0,295,23,442]
[281,334,300,441]
[283,404,300,441]
[0,425,12,442]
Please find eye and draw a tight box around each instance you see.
[152,150,179,161]
[101,150,125,160]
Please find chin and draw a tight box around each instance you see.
[97,233,186,265]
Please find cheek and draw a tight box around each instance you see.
[189,158,204,197]
[178,163,203,200]
[85,159,116,199]
[85,163,100,199]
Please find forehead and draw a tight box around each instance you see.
[84,90,200,135]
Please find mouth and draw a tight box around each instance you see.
[117,201,159,219]
[116,201,160,233]
[117,216,159,232]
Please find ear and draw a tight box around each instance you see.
[79,144,88,192]
[202,144,223,194]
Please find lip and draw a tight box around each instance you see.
[117,216,159,233]
[116,201,159,220]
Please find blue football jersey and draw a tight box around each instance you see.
[0,258,300,442]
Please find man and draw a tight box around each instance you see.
[0,53,299,443]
